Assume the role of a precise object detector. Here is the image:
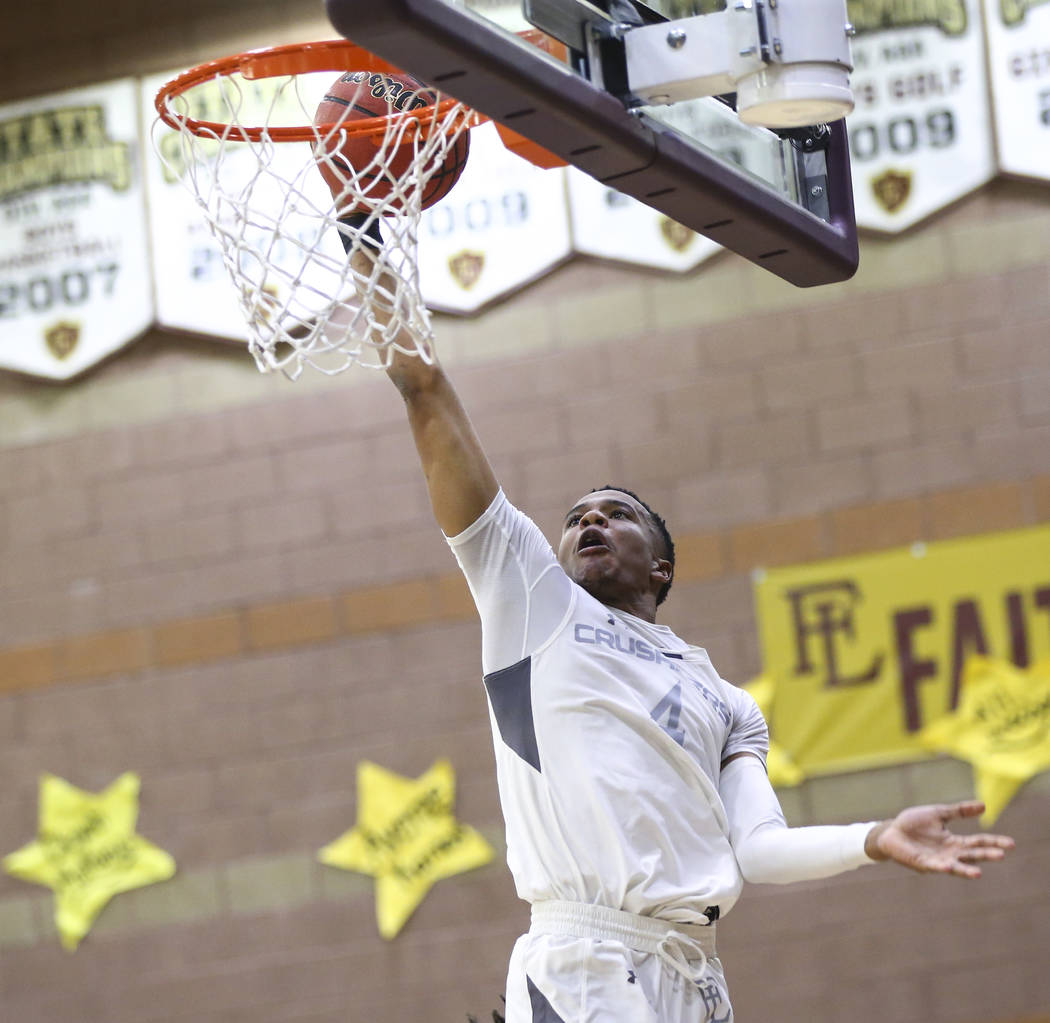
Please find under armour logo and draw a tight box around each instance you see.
[627,970,637,985]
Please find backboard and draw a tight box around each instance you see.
[324,0,859,286]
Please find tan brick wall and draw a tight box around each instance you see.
[2,4,1050,1023]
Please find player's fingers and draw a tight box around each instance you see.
[957,846,1008,864]
[919,847,980,877]
[951,833,1015,855]
[938,800,984,822]
[918,853,980,879]
[965,832,1015,850]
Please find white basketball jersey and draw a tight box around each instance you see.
[448,491,768,925]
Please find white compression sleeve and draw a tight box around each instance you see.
[719,755,878,885]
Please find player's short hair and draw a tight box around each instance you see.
[591,485,675,606]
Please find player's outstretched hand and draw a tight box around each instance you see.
[864,801,1015,879]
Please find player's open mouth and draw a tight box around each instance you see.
[578,529,609,555]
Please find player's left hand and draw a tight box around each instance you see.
[865,801,1015,879]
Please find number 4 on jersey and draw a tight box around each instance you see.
[651,682,685,747]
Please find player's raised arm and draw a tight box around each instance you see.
[349,242,498,537]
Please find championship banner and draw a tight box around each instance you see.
[754,524,1050,776]
[845,0,996,231]
[143,69,354,344]
[981,0,1050,181]
[2,772,176,950]
[319,759,494,939]
[920,656,1050,823]
[0,79,152,379]
[567,169,720,272]
[417,122,571,314]
[141,70,245,342]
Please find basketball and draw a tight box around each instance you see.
[314,70,470,213]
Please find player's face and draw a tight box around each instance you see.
[557,490,669,616]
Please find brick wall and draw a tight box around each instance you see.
[2,4,1050,1023]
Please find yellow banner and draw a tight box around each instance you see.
[754,524,1050,775]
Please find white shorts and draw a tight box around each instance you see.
[504,903,733,1023]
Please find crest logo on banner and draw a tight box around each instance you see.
[981,0,1050,182]
[448,250,486,290]
[659,218,696,254]
[871,168,914,212]
[319,759,494,939]
[567,167,720,273]
[44,321,81,360]
[846,0,995,231]
[0,79,153,380]
[418,122,571,314]
[754,524,1050,777]
[2,772,176,950]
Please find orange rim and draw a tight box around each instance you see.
[155,38,482,142]
[154,32,566,144]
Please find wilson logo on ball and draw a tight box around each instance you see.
[314,71,470,214]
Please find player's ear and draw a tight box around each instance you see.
[651,557,672,588]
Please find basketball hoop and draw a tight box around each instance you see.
[154,39,481,379]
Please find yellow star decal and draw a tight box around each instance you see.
[745,674,804,788]
[3,772,176,950]
[319,759,494,939]
[920,656,1050,825]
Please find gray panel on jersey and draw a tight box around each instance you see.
[527,975,567,1023]
[483,656,541,772]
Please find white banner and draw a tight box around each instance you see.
[418,122,571,314]
[0,80,152,379]
[567,169,721,271]
[845,0,996,231]
[982,0,1050,181]
[142,70,245,343]
[144,68,353,346]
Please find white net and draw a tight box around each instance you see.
[154,59,475,379]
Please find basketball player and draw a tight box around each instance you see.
[349,242,1015,1023]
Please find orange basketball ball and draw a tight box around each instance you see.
[314,70,469,212]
